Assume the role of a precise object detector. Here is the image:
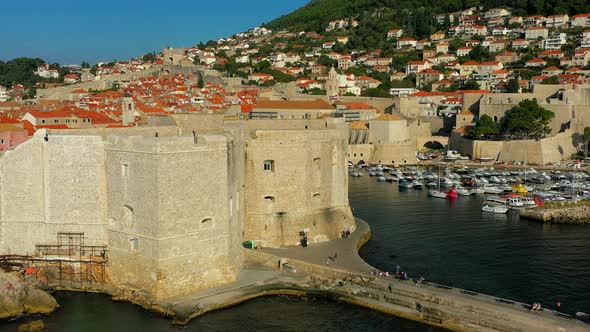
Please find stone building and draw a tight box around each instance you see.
[0,115,354,300]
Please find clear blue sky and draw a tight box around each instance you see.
[1,0,308,65]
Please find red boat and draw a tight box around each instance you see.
[447,187,458,199]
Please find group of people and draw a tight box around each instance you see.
[341,230,351,239]
[369,268,414,282]
[531,301,562,313]
[369,269,390,277]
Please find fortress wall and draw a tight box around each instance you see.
[106,134,241,300]
[480,102,573,136]
[49,126,179,138]
[348,145,374,164]
[451,130,578,164]
[0,137,45,253]
[0,131,108,253]
[244,124,354,248]
[170,114,224,132]
[371,143,418,165]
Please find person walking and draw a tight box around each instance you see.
[556,301,561,312]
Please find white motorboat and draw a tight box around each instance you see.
[487,195,507,204]
[520,197,537,206]
[399,180,414,189]
[470,188,485,195]
[428,190,447,198]
[413,181,424,189]
[506,197,524,207]
[377,176,386,182]
[482,204,509,214]
[456,187,471,196]
[484,186,503,194]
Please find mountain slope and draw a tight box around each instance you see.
[265,0,590,33]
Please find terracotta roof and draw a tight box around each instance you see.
[345,102,374,110]
[372,113,404,121]
[0,124,25,132]
[348,121,369,129]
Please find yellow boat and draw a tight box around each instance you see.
[512,184,528,194]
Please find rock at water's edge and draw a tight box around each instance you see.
[18,320,45,332]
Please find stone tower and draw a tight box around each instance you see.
[326,67,339,98]
[122,94,135,126]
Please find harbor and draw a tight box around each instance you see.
[2,179,590,331]
[351,160,590,219]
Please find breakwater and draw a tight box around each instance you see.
[520,205,590,224]
[3,218,589,331]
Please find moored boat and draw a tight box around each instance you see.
[399,180,414,189]
[428,190,447,198]
[482,204,509,214]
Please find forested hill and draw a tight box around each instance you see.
[265,0,590,34]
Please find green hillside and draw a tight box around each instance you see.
[265,0,590,35]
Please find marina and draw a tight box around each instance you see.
[350,172,590,317]
[351,162,590,211]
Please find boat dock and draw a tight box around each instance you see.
[154,218,589,331]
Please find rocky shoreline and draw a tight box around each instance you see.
[519,205,590,225]
[0,271,58,321]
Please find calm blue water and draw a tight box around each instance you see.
[352,174,590,315]
[0,292,447,331]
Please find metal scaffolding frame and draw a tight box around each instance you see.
[0,232,108,287]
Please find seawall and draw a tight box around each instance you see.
[8,218,590,331]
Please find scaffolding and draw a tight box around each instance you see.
[0,232,108,287]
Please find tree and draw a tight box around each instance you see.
[467,114,499,140]
[506,79,520,93]
[142,52,156,62]
[583,127,590,159]
[541,76,559,84]
[462,80,480,90]
[362,88,390,97]
[501,99,555,139]
[81,62,90,68]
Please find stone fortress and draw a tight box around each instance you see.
[0,114,355,300]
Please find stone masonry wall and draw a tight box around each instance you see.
[244,121,355,247]
[0,131,108,253]
[105,134,242,300]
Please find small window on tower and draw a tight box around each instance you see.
[130,238,139,251]
[263,160,274,172]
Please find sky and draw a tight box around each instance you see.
[0,0,309,65]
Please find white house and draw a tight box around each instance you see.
[546,14,569,28]
[387,29,403,39]
[406,60,431,75]
[525,27,548,40]
[571,14,590,28]
[235,55,250,64]
[542,33,567,50]
[397,38,417,49]
[0,85,8,102]
[34,64,59,79]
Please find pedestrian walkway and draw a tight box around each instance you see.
[261,218,373,273]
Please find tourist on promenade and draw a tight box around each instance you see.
[416,277,424,286]
[556,301,561,312]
